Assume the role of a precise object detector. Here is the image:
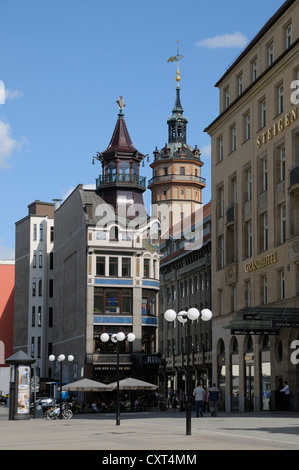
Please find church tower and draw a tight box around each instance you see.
[148,47,206,236]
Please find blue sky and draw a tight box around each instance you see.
[0,0,285,259]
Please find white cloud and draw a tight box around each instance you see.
[5,89,24,100]
[0,121,23,169]
[195,31,248,49]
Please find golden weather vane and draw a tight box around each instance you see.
[167,40,184,86]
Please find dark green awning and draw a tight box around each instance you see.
[225,307,299,335]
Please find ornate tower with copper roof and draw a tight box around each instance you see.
[148,47,206,236]
[94,100,148,221]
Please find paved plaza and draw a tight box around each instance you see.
[0,406,299,452]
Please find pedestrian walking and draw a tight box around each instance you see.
[208,383,221,417]
[192,382,205,417]
[280,381,290,411]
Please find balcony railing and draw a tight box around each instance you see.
[96,173,146,189]
[148,174,206,186]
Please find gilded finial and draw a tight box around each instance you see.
[167,41,184,88]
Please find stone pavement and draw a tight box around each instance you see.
[0,406,299,452]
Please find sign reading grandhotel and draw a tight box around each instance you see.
[245,252,278,273]
[257,106,298,148]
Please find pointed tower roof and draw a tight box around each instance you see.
[172,86,184,115]
[101,110,144,159]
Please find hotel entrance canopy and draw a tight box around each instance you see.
[225,307,299,335]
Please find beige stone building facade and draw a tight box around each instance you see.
[205,0,299,412]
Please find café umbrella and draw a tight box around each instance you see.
[107,377,158,390]
[61,378,113,392]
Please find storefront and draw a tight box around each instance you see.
[214,307,299,412]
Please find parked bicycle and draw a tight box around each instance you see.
[45,404,73,420]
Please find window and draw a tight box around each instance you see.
[122,258,131,277]
[263,213,268,251]
[261,100,266,128]
[231,285,237,312]
[217,186,224,217]
[279,269,285,300]
[277,84,284,114]
[94,288,132,315]
[245,113,250,141]
[37,337,41,358]
[49,279,53,297]
[94,326,134,353]
[110,226,118,241]
[262,158,268,192]
[238,74,243,95]
[33,251,37,268]
[244,167,252,201]
[180,167,185,175]
[244,221,252,258]
[267,42,274,66]
[49,252,53,270]
[142,326,156,353]
[280,146,285,181]
[38,278,42,296]
[218,289,224,315]
[33,224,37,240]
[218,136,223,162]
[38,306,42,326]
[218,235,224,269]
[50,226,54,242]
[142,289,157,316]
[233,177,237,203]
[39,223,43,241]
[244,280,251,307]
[49,307,53,328]
[32,278,36,296]
[252,59,258,81]
[109,257,118,277]
[261,276,268,304]
[163,167,168,176]
[281,204,286,243]
[285,24,292,49]
[96,256,105,276]
[39,250,43,268]
[143,258,150,278]
[180,188,185,197]
[225,87,230,108]
[247,169,252,201]
[247,221,252,258]
[32,306,36,327]
[231,125,236,152]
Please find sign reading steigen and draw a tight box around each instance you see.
[245,252,278,273]
[257,106,298,148]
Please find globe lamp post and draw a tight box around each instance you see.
[49,354,74,419]
[100,332,136,425]
[164,308,212,435]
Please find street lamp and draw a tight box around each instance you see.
[164,308,212,436]
[100,332,136,426]
[49,354,74,419]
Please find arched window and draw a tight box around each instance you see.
[110,225,119,241]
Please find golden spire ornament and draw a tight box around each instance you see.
[167,40,184,87]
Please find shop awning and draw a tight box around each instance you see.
[225,307,299,335]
